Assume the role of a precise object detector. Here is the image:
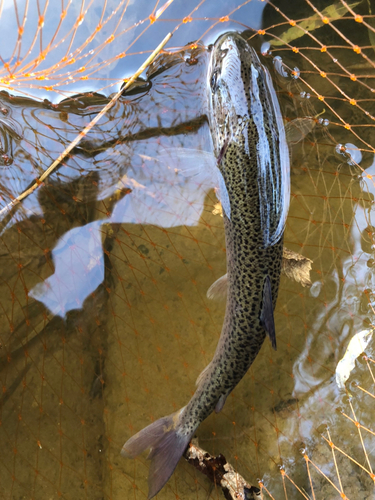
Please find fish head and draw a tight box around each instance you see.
[207,31,290,247]
[207,32,259,161]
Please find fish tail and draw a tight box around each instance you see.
[121,407,192,499]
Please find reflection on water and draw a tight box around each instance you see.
[27,148,218,316]
[0,0,266,101]
[1,0,375,499]
[29,220,105,316]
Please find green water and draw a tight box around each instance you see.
[1,1,375,499]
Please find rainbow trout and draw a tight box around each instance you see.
[121,31,290,499]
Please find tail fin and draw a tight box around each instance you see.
[121,408,193,499]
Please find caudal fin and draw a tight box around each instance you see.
[121,408,192,499]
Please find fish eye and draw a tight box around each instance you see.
[211,68,220,90]
[220,48,228,59]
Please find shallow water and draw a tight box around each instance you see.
[1,1,375,499]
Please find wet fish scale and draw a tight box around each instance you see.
[179,32,285,436]
[121,31,289,499]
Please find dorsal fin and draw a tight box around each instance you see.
[260,275,277,350]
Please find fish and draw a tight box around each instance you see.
[121,31,290,499]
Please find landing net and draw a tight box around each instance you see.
[0,1,374,499]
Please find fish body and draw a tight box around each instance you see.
[121,32,290,499]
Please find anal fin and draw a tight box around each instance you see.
[215,390,231,413]
[260,275,277,350]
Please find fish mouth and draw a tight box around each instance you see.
[207,32,243,92]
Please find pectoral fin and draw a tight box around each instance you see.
[260,275,277,350]
[255,64,290,247]
[285,117,316,145]
[216,171,231,219]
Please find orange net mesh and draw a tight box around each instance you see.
[1,1,375,499]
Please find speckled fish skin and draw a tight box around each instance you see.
[121,31,289,500]
[179,30,288,434]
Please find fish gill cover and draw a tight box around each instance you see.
[0,0,374,499]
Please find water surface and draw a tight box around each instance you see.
[0,1,375,499]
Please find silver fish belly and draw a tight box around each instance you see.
[121,31,290,500]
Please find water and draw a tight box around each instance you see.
[1,1,375,499]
